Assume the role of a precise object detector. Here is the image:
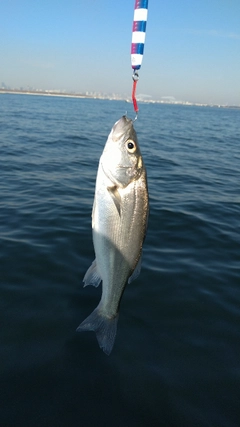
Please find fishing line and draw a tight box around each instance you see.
[131,0,149,118]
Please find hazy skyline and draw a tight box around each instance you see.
[1,0,240,105]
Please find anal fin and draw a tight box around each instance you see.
[83,259,102,287]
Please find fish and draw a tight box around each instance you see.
[76,115,149,355]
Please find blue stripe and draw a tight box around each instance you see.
[135,0,148,10]
[133,21,147,32]
[131,43,144,55]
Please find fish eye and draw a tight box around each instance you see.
[126,139,136,153]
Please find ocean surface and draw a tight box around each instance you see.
[0,93,240,427]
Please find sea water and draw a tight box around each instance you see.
[0,93,240,427]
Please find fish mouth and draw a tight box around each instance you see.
[112,116,133,139]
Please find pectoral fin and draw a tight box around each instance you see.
[107,185,121,216]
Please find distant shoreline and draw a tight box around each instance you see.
[0,88,239,109]
[0,88,94,100]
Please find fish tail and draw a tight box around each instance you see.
[76,307,119,355]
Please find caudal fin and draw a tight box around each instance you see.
[76,307,119,355]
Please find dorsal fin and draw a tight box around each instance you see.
[128,255,142,284]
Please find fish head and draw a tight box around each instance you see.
[101,116,144,187]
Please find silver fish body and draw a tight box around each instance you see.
[77,116,149,355]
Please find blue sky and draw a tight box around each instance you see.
[1,0,240,104]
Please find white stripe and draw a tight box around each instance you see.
[134,8,148,22]
[132,31,146,44]
[131,53,143,67]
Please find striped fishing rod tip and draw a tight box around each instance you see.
[131,0,148,71]
[130,0,148,116]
